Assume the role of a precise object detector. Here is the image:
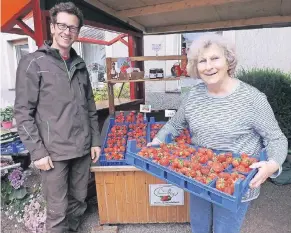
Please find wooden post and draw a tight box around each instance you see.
[106,58,115,115]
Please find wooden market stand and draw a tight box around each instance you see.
[2,0,290,227]
[92,55,191,224]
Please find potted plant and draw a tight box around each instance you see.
[1,106,14,129]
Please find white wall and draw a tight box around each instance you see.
[105,31,128,58]
[0,33,37,108]
[235,27,291,73]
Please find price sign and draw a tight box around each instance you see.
[152,44,161,55]
[165,109,176,118]
[140,104,152,113]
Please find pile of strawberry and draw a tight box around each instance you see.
[138,142,259,195]
[103,112,148,160]
[115,111,144,123]
[174,128,191,144]
[104,125,128,160]
[150,123,165,139]
[128,123,147,148]
[150,124,191,144]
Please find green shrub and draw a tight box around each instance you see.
[93,83,130,102]
[236,68,291,150]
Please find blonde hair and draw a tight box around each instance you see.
[186,34,237,78]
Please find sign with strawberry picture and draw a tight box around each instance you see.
[117,57,131,73]
[149,184,184,206]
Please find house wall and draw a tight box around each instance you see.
[235,27,291,73]
[0,33,37,107]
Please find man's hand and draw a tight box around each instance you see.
[91,146,101,163]
[249,160,280,188]
[34,156,54,171]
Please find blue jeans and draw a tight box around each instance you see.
[189,194,250,233]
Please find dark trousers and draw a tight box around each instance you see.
[41,155,91,233]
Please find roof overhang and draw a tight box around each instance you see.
[82,0,291,34]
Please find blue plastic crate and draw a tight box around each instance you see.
[99,117,149,166]
[147,117,167,142]
[147,117,192,144]
[99,153,127,166]
[125,139,266,212]
[1,139,26,155]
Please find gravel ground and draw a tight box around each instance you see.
[1,168,290,233]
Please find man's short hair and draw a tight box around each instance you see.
[50,2,84,28]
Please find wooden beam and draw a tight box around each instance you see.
[16,19,35,40]
[6,28,27,36]
[90,166,141,172]
[117,0,252,18]
[146,15,291,34]
[84,0,146,32]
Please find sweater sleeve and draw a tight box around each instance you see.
[251,93,288,168]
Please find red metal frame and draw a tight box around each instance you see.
[32,0,45,46]
[16,19,35,40]
[119,38,128,46]
[128,36,136,100]
[1,0,45,47]
[77,33,127,46]
[1,1,32,32]
[1,2,135,48]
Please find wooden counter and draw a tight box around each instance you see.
[91,165,190,224]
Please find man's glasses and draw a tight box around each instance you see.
[56,23,79,33]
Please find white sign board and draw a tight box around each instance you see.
[165,109,176,118]
[152,44,161,52]
[140,104,152,113]
[149,184,184,206]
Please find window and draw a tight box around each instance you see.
[15,43,29,64]
[5,38,29,90]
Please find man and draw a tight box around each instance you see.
[14,2,101,232]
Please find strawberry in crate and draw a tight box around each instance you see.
[136,112,144,123]
[115,112,125,123]
[125,111,136,123]
[231,153,259,173]
[175,128,191,144]
[105,152,124,160]
[108,125,127,137]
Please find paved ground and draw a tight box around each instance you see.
[79,180,291,233]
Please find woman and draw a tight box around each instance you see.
[151,34,288,233]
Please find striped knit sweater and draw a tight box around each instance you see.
[155,79,288,201]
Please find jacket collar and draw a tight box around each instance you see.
[38,41,82,63]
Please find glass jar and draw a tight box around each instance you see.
[156,68,164,78]
[149,69,157,79]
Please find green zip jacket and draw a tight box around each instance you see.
[14,41,101,161]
